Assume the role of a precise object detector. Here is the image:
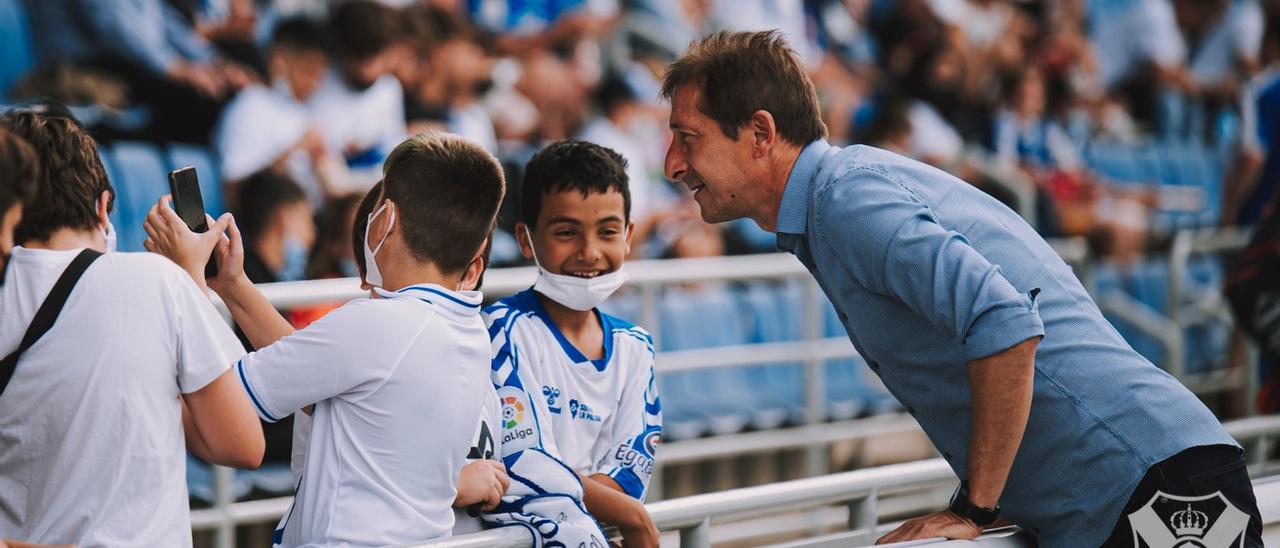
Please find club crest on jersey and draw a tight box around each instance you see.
[569,399,602,422]
[643,431,660,456]
[542,385,562,414]
[497,386,537,452]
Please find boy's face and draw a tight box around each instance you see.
[274,49,328,102]
[520,189,632,279]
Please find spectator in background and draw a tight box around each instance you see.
[21,0,257,142]
[309,0,408,192]
[308,192,368,281]
[1089,0,1190,133]
[401,5,498,153]
[579,73,669,229]
[213,18,344,208]
[236,170,316,285]
[1229,15,1280,226]
[0,128,38,278]
[1175,0,1264,141]
[0,110,263,546]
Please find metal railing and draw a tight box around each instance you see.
[194,229,1253,547]
[409,416,1280,548]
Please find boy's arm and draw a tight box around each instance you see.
[580,473,659,548]
[592,351,662,500]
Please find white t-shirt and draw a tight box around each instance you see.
[1189,0,1264,86]
[212,83,327,204]
[485,289,662,500]
[308,71,406,190]
[0,247,244,547]
[238,283,490,547]
[1091,0,1187,89]
[451,383,501,535]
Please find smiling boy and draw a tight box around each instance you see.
[485,140,662,547]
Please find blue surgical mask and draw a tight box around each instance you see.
[278,236,309,282]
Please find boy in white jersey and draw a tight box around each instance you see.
[147,133,505,546]
[486,140,662,547]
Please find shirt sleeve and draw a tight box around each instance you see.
[235,299,412,422]
[166,266,245,394]
[486,307,559,458]
[80,0,179,75]
[591,338,661,500]
[815,168,1044,362]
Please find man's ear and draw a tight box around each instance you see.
[515,222,534,260]
[97,190,111,227]
[750,109,778,158]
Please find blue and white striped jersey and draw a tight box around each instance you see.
[485,288,662,500]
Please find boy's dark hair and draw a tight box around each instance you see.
[236,170,309,238]
[521,140,631,228]
[272,17,327,54]
[351,181,383,279]
[0,111,114,244]
[661,30,826,146]
[381,133,505,274]
[328,0,401,60]
[0,127,39,215]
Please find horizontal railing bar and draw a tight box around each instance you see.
[657,338,859,373]
[659,414,920,464]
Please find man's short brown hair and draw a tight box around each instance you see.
[0,111,114,244]
[381,133,505,275]
[0,127,39,216]
[661,30,826,146]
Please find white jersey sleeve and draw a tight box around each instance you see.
[485,304,560,459]
[589,331,662,500]
[236,298,406,422]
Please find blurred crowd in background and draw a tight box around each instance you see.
[3,0,1279,286]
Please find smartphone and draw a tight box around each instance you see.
[167,166,218,278]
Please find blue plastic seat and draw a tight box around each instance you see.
[166,144,225,217]
[737,281,807,428]
[0,0,34,100]
[104,142,170,252]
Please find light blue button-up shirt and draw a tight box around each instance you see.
[776,140,1237,547]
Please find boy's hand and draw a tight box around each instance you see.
[617,499,660,548]
[143,195,231,290]
[453,460,509,511]
[207,212,248,293]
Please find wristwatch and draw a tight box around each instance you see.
[948,481,1000,526]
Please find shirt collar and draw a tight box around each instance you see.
[775,139,832,236]
[381,283,483,318]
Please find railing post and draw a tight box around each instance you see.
[213,464,235,548]
[802,276,828,479]
[847,489,878,531]
[680,517,712,548]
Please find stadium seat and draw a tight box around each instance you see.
[104,142,171,252]
[0,0,34,100]
[737,281,807,428]
[166,144,225,217]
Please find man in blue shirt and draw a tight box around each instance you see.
[660,30,1262,547]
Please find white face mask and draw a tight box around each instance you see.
[102,220,117,253]
[524,225,628,311]
[363,201,395,288]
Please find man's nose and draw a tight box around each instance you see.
[665,140,687,183]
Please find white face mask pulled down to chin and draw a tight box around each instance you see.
[102,220,117,253]
[523,225,628,311]
[363,201,395,289]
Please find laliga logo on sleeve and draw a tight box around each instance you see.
[497,387,537,452]
[1127,491,1249,548]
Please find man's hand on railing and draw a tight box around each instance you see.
[874,510,981,544]
[452,460,509,512]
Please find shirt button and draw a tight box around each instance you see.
[838,312,848,323]
[906,406,916,414]
[942,451,952,460]
[868,361,880,371]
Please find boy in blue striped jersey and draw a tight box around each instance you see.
[486,140,662,547]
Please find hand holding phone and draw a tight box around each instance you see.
[167,166,219,279]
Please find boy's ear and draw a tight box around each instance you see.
[625,221,636,256]
[515,222,534,260]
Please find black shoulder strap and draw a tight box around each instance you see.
[0,249,102,397]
